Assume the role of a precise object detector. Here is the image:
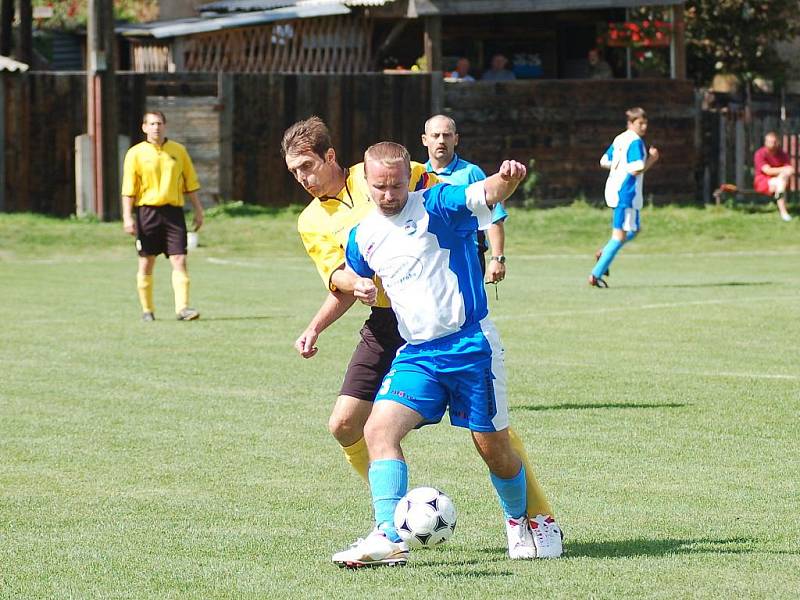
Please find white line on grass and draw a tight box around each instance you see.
[494,294,799,320]
[511,249,800,260]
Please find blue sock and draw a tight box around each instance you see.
[490,464,527,520]
[368,459,408,542]
[592,238,624,278]
[626,231,637,242]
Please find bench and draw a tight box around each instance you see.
[712,184,771,206]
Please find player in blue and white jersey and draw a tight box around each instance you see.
[331,142,563,568]
[590,107,660,287]
[422,114,509,283]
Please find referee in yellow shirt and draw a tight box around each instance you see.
[121,111,203,321]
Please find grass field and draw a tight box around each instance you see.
[1,205,799,599]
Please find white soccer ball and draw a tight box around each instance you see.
[393,487,457,548]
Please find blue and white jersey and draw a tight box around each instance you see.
[346,182,493,345]
[426,154,508,224]
[602,129,647,209]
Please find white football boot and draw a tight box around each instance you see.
[332,528,409,568]
[530,514,564,558]
[505,516,537,559]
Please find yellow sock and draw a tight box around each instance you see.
[341,437,370,483]
[508,426,555,519]
[171,270,190,314]
[136,273,154,313]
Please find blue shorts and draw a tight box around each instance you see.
[375,319,509,432]
[612,205,640,232]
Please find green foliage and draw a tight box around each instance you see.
[1,208,799,597]
[684,0,800,86]
[32,0,159,30]
[517,159,542,208]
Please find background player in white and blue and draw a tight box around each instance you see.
[332,142,563,568]
[422,114,509,283]
[590,107,659,287]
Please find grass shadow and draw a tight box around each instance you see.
[566,536,760,558]
[517,402,688,412]
[475,536,759,559]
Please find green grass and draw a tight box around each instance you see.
[1,206,799,599]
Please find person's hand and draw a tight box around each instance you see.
[485,259,506,284]
[354,278,378,306]
[192,208,204,232]
[498,160,527,182]
[123,216,136,236]
[294,328,319,359]
[648,147,660,161]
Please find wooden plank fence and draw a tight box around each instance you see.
[3,72,703,216]
[445,79,699,205]
[707,102,800,198]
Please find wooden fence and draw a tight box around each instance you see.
[225,72,435,205]
[2,72,701,215]
[445,79,699,205]
[703,100,800,200]
[0,72,146,217]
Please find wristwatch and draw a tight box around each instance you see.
[490,255,506,264]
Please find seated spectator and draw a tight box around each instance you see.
[482,54,516,81]
[754,131,794,221]
[587,48,613,79]
[448,57,475,82]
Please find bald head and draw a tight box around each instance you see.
[422,115,459,169]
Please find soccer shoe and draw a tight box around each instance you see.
[588,274,608,288]
[176,307,200,321]
[594,248,610,276]
[781,213,792,222]
[530,514,564,559]
[332,528,409,568]
[505,516,537,559]
[141,312,155,322]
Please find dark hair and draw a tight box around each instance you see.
[281,116,333,159]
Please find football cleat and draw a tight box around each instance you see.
[588,274,608,288]
[594,248,610,277]
[781,213,792,222]
[332,528,409,569]
[505,516,537,559]
[141,312,155,322]
[530,514,564,558]
[176,307,200,321]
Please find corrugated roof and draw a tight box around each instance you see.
[408,0,683,16]
[0,55,29,72]
[199,0,392,13]
[117,3,351,39]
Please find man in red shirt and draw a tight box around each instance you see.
[754,131,794,221]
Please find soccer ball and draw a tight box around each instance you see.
[393,487,457,548]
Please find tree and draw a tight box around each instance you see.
[32,0,158,30]
[685,1,800,87]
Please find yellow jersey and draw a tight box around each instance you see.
[121,139,200,207]
[297,162,437,308]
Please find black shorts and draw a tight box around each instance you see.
[339,307,405,401]
[135,205,187,257]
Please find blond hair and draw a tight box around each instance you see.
[142,110,167,124]
[363,142,411,176]
[626,107,647,122]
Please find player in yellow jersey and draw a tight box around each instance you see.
[121,111,203,321]
[282,117,554,523]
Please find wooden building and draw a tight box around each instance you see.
[118,0,687,80]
